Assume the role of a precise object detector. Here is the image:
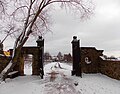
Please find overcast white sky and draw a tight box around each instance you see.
[2,0,120,57]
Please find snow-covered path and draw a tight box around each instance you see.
[0,62,120,94]
[44,74,80,94]
[44,62,80,94]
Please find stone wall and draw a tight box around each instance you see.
[81,47,103,73]
[100,60,120,80]
[21,47,41,75]
[80,47,120,80]
[0,56,11,73]
[0,48,42,77]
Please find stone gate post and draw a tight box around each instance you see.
[36,36,44,79]
[71,36,82,77]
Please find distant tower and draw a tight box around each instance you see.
[71,36,82,77]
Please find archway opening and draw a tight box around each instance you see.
[24,54,33,75]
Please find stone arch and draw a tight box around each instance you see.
[10,36,44,79]
[18,47,41,76]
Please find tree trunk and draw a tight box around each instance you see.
[0,47,21,81]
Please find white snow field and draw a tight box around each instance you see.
[0,62,120,94]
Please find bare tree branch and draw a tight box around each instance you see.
[0,0,6,14]
[0,0,94,81]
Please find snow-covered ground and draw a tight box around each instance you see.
[0,62,120,94]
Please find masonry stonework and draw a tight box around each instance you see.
[0,36,120,80]
[0,56,11,73]
[81,47,103,73]
[80,47,120,80]
[100,60,120,80]
[0,42,11,73]
[0,36,44,78]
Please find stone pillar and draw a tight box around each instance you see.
[36,36,44,79]
[17,54,24,76]
[32,54,40,75]
[71,36,82,77]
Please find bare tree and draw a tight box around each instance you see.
[0,0,94,81]
[57,52,63,61]
[0,0,6,14]
[44,52,52,61]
